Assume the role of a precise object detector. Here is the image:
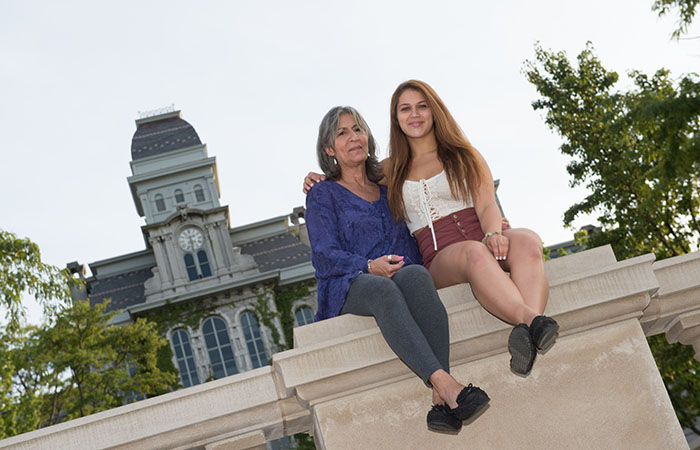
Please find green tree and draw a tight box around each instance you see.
[0,300,178,438]
[524,42,700,432]
[653,0,700,38]
[524,43,699,260]
[648,334,700,435]
[0,230,72,330]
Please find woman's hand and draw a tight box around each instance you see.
[303,172,326,193]
[502,217,511,230]
[485,234,509,261]
[368,255,404,278]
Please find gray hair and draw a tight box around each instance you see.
[316,106,383,182]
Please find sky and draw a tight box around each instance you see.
[1,1,698,324]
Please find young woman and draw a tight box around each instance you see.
[304,81,559,376]
[305,106,489,433]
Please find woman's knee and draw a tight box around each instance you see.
[363,277,407,315]
[461,241,493,268]
[394,264,433,286]
[508,229,543,260]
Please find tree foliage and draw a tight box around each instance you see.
[653,0,700,38]
[648,334,700,434]
[0,300,178,438]
[524,43,700,260]
[524,42,700,433]
[0,229,72,329]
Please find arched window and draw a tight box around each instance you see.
[184,254,198,281]
[240,311,268,369]
[202,317,238,379]
[183,251,212,281]
[155,194,166,212]
[197,251,212,277]
[174,189,185,203]
[171,329,200,388]
[194,185,205,203]
[294,306,314,327]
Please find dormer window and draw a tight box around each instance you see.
[155,194,166,212]
[194,185,205,203]
[174,189,185,204]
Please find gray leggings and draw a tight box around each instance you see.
[341,264,450,385]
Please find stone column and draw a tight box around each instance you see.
[163,234,186,285]
[149,235,173,288]
[206,220,229,275]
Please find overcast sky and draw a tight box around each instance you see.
[2,1,698,324]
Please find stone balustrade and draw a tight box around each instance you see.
[2,245,698,450]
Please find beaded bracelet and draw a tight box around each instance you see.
[481,230,502,245]
[367,259,373,274]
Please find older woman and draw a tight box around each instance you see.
[305,106,489,433]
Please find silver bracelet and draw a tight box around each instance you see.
[367,259,373,274]
[481,231,502,245]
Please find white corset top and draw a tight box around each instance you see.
[402,170,473,251]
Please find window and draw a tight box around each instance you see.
[194,185,205,202]
[295,306,314,327]
[171,329,200,388]
[202,317,238,379]
[174,189,185,203]
[155,194,166,212]
[240,311,268,369]
[183,251,212,281]
[184,254,198,281]
[197,251,212,277]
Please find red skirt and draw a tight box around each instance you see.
[415,208,503,269]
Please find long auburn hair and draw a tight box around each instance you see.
[387,80,483,221]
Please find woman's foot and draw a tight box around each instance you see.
[427,404,462,433]
[428,370,490,425]
[448,384,490,422]
[508,323,536,376]
[530,315,559,352]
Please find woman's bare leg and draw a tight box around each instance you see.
[428,240,538,326]
[499,228,549,315]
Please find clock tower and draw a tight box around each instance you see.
[126,107,257,301]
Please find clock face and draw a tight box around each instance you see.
[178,228,204,252]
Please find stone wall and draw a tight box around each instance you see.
[2,245,697,450]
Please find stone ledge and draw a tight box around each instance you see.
[311,319,688,450]
[0,366,309,450]
[293,245,625,348]
[5,246,697,450]
[641,251,700,337]
[274,245,659,408]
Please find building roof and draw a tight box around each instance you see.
[88,231,312,313]
[130,112,201,160]
[240,232,312,272]
[88,267,153,312]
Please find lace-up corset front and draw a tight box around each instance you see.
[402,170,473,251]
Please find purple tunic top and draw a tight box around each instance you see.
[305,181,422,321]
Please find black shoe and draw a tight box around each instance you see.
[449,384,490,422]
[530,315,559,353]
[509,324,536,376]
[427,404,462,433]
